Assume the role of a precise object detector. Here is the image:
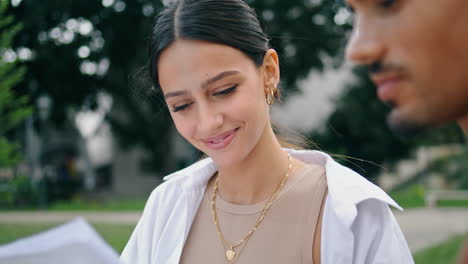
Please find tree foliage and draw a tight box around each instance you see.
[0,0,32,168]
[310,67,465,181]
[9,0,466,184]
[10,0,348,176]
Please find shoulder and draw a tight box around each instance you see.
[147,157,216,202]
[322,152,402,228]
[349,199,414,263]
[141,157,216,217]
[299,149,413,263]
[120,160,215,263]
[290,149,401,213]
[352,198,396,232]
[132,174,186,233]
[320,184,413,263]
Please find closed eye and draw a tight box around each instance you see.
[214,85,237,96]
[344,4,354,13]
[173,102,193,112]
[379,0,396,8]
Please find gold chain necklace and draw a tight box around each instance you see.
[210,153,292,263]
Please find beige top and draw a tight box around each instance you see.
[180,164,328,264]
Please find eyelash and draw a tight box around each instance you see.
[346,0,396,13]
[172,85,238,113]
[173,102,192,112]
[213,84,237,96]
[345,4,354,13]
[379,0,396,8]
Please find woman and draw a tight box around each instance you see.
[121,0,414,263]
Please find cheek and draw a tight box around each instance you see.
[239,91,269,129]
[397,4,463,81]
[172,115,196,141]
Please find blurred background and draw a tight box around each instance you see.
[1,0,467,262]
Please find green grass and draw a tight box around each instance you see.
[0,223,136,253]
[47,198,146,211]
[438,199,468,207]
[390,184,426,209]
[413,234,466,264]
[390,185,468,209]
[1,223,466,263]
[0,197,147,212]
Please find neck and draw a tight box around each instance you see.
[457,114,468,136]
[214,125,292,205]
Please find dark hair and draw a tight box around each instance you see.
[148,0,270,91]
[147,0,308,150]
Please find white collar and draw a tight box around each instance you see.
[163,149,401,227]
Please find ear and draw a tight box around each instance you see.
[262,49,280,91]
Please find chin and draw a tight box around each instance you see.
[387,109,427,136]
[209,154,238,169]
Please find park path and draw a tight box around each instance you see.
[1,208,468,252]
[394,207,468,252]
[0,211,140,225]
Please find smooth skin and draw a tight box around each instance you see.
[345,1,468,262]
[158,39,322,262]
[345,0,468,134]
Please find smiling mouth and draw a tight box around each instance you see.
[202,127,240,150]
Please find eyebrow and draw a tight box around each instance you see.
[164,90,188,99]
[201,70,240,89]
[164,70,240,99]
[335,0,352,9]
[342,0,358,11]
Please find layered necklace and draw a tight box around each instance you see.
[210,153,292,263]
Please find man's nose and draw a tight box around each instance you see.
[345,19,385,65]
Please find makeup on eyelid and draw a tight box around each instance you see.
[171,85,238,113]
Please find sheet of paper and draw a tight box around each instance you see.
[0,217,121,264]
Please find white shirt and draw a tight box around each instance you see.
[121,149,414,264]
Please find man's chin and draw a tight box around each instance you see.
[387,111,426,137]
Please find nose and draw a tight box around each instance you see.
[197,102,223,136]
[345,18,385,65]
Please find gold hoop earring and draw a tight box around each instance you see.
[266,88,275,105]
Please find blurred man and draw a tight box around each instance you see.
[344,0,468,262]
[345,0,468,135]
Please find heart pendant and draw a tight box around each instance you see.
[226,249,236,262]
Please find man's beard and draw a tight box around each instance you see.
[387,110,426,137]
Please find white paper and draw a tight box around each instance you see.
[0,217,121,264]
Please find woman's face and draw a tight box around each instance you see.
[158,39,277,167]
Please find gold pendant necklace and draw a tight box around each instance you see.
[226,247,236,262]
[210,153,292,263]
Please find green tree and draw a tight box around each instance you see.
[10,0,348,176]
[300,1,468,184]
[310,67,465,181]
[11,0,463,184]
[0,0,32,168]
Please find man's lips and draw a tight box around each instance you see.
[201,128,239,150]
[371,73,404,102]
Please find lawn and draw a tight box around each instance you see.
[2,186,465,212]
[390,184,468,209]
[413,234,466,264]
[47,198,147,211]
[0,198,147,212]
[0,223,465,263]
